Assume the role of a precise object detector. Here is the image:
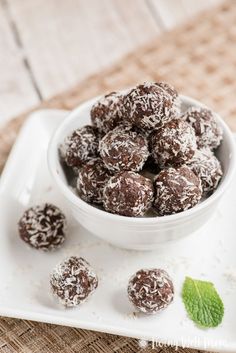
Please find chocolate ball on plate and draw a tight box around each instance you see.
[150,119,197,167]
[123,82,173,130]
[99,127,149,172]
[154,166,202,216]
[103,171,154,217]
[18,203,66,251]
[91,92,126,134]
[182,107,223,150]
[155,81,181,117]
[60,125,98,169]
[77,158,111,204]
[187,148,223,194]
[50,256,98,307]
[127,268,174,314]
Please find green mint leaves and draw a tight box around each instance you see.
[182,277,224,328]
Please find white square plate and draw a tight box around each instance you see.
[0,110,236,353]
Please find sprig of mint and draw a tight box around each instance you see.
[182,276,224,328]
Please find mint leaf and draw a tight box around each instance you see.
[182,277,224,328]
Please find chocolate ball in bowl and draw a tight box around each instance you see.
[103,171,154,217]
[182,107,223,150]
[150,119,197,167]
[60,125,98,169]
[99,127,149,172]
[187,148,223,194]
[123,82,173,130]
[77,158,111,204]
[127,268,174,314]
[154,166,202,216]
[18,203,66,251]
[50,256,98,307]
[91,92,126,134]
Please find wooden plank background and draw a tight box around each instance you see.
[0,0,222,125]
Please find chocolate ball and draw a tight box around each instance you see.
[127,268,174,314]
[154,166,202,216]
[50,256,98,307]
[182,107,223,150]
[99,127,149,172]
[187,148,223,194]
[123,82,173,130]
[150,119,197,167]
[155,81,181,118]
[60,125,98,169]
[77,158,111,204]
[91,92,126,134]
[103,171,154,217]
[18,203,66,250]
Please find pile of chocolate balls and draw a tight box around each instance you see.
[17,82,224,313]
[60,81,223,217]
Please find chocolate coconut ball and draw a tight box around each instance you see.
[99,127,149,172]
[60,125,98,169]
[50,256,98,307]
[77,158,111,204]
[187,148,223,194]
[123,82,173,130]
[127,268,174,314]
[156,81,181,118]
[182,107,223,150]
[103,171,154,217]
[18,203,66,250]
[150,119,197,167]
[91,92,126,134]
[154,166,202,216]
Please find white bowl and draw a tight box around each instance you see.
[48,95,236,250]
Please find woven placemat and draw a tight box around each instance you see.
[0,1,234,352]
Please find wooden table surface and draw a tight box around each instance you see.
[0,0,222,125]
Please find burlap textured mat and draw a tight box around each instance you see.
[0,1,234,352]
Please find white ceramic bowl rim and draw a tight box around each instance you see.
[48,95,236,224]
